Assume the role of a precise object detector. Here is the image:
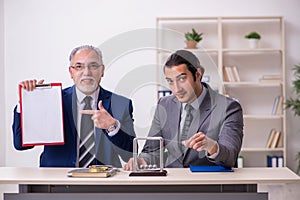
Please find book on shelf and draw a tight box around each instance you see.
[278,156,284,167]
[267,155,284,168]
[263,74,281,78]
[223,66,240,82]
[259,74,281,83]
[271,96,279,115]
[202,75,210,83]
[266,129,282,148]
[223,66,230,82]
[231,66,240,82]
[275,96,283,115]
[266,128,276,148]
[259,79,281,83]
[158,90,172,98]
[271,131,282,148]
[262,74,281,79]
[271,95,283,115]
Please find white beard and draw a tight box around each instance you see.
[77,76,99,94]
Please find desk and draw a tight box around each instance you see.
[0,167,299,200]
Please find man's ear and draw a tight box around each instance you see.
[101,65,105,77]
[196,69,202,81]
[68,66,73,79]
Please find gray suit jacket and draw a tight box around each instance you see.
[140,83,243,168]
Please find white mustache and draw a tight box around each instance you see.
[80,76,95,82]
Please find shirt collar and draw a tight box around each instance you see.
[76,87,100,104]
[182,84,207,110]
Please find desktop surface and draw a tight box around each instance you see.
[0,167,299,185]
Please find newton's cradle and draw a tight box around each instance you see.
[129,137,167,176]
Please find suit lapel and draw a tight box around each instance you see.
[169,97,181,141]
[196,85,216,132]
[97,87,111,111]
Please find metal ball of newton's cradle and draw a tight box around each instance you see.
[139,164,158,169]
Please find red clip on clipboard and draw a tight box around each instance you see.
[19,83,65,146]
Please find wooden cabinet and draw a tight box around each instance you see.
[156,16,285,167]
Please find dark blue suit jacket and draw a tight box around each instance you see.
[12,86,136,167]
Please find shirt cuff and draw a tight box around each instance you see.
[107,120,121,137]
[206,143,219,159]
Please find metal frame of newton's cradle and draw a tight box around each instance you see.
[129,137,167,176]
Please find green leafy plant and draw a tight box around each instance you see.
[244,31,261,40]
[185,28,203,42]
[285,64,300,174]
[286,64,300,116]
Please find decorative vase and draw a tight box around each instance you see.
[248,39,259,49]
[185,41,198,49]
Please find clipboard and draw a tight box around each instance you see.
[190,165,234,172]
[19,83,65,146]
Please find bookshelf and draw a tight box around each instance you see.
[156,16,286,167]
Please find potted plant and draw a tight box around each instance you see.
[184,28,203,49]
[244,31,261,49]
[285,64,300,174]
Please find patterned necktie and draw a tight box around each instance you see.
[180,104,194,152]
[79,96,96,167]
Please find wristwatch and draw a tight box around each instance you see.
[106,120,118,133]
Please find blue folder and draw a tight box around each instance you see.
[190,165,234,172]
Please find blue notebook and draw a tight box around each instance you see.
[190,165,234,172]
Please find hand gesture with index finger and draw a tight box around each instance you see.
[80,100,116,129]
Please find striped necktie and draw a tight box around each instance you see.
[79,96,96,168]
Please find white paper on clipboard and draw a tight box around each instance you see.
[19,83,65,146]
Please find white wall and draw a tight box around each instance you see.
[2,0,300,172]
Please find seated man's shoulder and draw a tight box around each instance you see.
[218,93,242,111]
[158,95,176,105]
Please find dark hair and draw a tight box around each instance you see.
[164,50,204,81]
